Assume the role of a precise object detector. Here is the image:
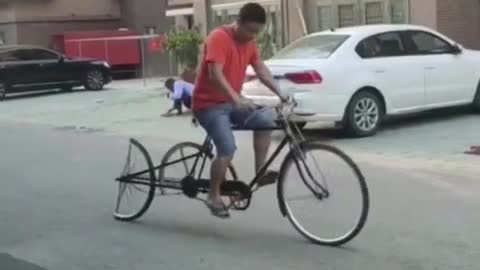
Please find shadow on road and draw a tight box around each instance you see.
[301,106,476,141]
[124,217,359,254]
[2,87,118,102]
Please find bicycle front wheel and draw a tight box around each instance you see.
[278,142,369,246]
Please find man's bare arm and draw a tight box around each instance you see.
[252,61,285,100]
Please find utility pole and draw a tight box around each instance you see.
[205,0,212,33]
[194,0,213,36]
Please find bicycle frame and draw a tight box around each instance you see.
[116,121,305,192]
[117,100,316,195]
[190,121,307,191]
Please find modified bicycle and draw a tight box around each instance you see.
[113,98,369,246]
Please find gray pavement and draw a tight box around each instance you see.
[0,121,479,270]
[0,80,479,269]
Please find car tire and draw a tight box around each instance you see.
[84,69,105,91]
[0,80,7,101]
[473,83,480,112]
[344,91,383,137]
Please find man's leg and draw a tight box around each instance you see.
[232,107,276,180]
[253,130,272,173]
[210,155,233,203]
[194,105,235,218]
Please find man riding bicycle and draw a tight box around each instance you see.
[192,2,286,218]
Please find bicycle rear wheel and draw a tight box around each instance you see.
[158,142,240,203]
[113,139,156,221]
[278,142,369,246]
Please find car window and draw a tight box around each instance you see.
[272,34,349,59]
[0,51,20,62]
[408,31,452,54]
[14,49,59,61]
[356,32,405,58]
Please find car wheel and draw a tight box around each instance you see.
[0,80,7,101]
[473,83,480,112]
[344,91,383,137]
[84,69,105,90]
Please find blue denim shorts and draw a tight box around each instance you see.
[194,103,276,157]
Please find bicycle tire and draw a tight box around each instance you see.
[277,141,369,246]
[158,142,239,194]
[113,138,156,221]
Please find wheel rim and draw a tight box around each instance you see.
[281,146,368,244]
[87,70,104,89]
[114,141,154,219]
[353,97,379,132]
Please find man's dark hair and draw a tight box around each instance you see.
[164,78,175,92]
[238,2,267,25]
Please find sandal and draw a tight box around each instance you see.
[205,199,230,219]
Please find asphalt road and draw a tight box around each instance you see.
[0,120,479,270]
[0,81,479,269]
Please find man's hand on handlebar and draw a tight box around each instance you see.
[233,96,256,111]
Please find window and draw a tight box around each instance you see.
[338,4,355,27]
[0,32,5,45]
[144,26,157,35]
[0,51,19,62]
[317,6,333,31]
[273,34,349,59]
[391,0,406,24]
[15,49,59,61]
[213,10,237,26]
[212,4,283,48]
[408,31,452,54]
[365,2,384,25]
[356,32,405,58]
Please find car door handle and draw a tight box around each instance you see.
[424,66,435,70]
[374,70,385,73]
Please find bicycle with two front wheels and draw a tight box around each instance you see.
[113,99,369,246]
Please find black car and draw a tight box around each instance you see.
[0,45,112,100]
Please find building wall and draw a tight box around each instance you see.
[12,0,120,22]
[0,24,17,45]
[0,3,17,44]
[409,0,437,29]
[436,0,480,49]
[16,20,122,47]
[169,0,193,6]
[0,0,122,46]
[0,3,15,23]
[120,0,171,75]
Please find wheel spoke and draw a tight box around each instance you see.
[280,144,369,245]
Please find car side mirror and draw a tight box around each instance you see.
[451,44,462,55]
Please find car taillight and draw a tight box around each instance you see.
[285,70,322,84]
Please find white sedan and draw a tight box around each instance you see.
[244,24,480,137]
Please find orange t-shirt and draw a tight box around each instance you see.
[192,26,260,111]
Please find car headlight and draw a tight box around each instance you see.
[103,61,110,68]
